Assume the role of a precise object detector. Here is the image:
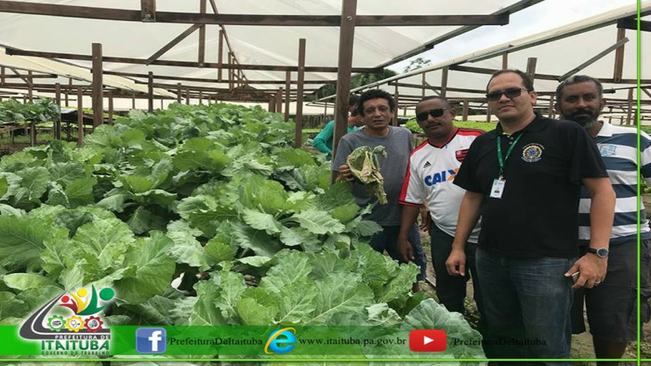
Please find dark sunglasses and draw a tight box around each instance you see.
[486,87,530,101]
[416,108,447,122]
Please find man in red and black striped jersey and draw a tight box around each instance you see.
[398,96,485,323]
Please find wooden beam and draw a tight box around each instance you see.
[228,52,234,90]
[108,91,114,124]
[642,88,651,99]
[618,17,651,32]
[5,47,382,73]
[198,0,207,65]
[462,99,469,121]
[393,83,399,126]
[8,67,33,87]
[199,90,203,104]
[268,97,275,112]
[525,57,537,85]
[27,71,33,102]
[449,64,559,81]
[208,0,217,14]
[332,0,357,161]
[102,70,334,84]
[148,71,154,112]
[0,66,4,85]
[421,73,426,98]
[54,82,61,139]
[295,38,306,148]
[141,0,156,22]
[547,94,555,118]
[0,2,510,26]
[65,78,71,106]
[613,28,626,82]
[218,29,224,82]
[132,92,136,109]
[185,87,190,105]
[275,89,283,113]
[177,83,182,103]
[502,53,508,70]
[626,88,633,125]
[440,67,449,98]
[91,43,103,128]
[559,37,629,81]
[77,87,84,146]
[146,24,202,64]
[284,71,290,122]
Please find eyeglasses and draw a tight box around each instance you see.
[416,108,447,122]
[486,87,531,101]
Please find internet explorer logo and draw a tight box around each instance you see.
[264,327,296,354]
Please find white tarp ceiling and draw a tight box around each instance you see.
[335,2,648,120]
[0,0,535,92]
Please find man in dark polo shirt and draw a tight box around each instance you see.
[445,69,615,363]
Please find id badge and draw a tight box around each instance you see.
[490,178,506,199]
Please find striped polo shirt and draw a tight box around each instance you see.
[579,122,651,245]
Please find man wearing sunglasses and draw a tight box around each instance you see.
[333,89,427,289]
[445,69,615,362]
[398,96,485,324]
[555,75,651,364]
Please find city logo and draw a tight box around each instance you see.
[409,329,447,352]
[19,285,116,356]
[264,327,296,354]
[136,328,167,354]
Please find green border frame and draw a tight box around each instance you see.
[639,0,643,363]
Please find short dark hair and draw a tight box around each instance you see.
[487,69,534,92]
[417,95,451,109]
[358,89,395,116]
[555,75,603,103]
[348,94,359,107]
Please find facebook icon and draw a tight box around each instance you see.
[136,328,167,354]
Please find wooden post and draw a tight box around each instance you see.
[29,120,36,146]
[92,43,103,128]
[141,0,156,21]
[613,28,625,82]
[268,97,275,112]
[108,91,114,124]
[198,0,206,65]
[547,94,555,118]
[294,38,306,148]
[275,89,283,113]
[77,88,84,146]
[608,106,613,124]
[148,71,154,112]
[0,66,4,85]
[462,99,469,121]
[284,71,291,121]
[502,53,508,70]
[160,98,164,109]
[421,73,426,98]
[27,71,33,102]
[440,67,449,98]
[228,52,234,90]
[393,83,399,126]
[486,108,492,122]
[66,78,71,106]
[132,93,136,109]
[626,88,633,125]
[177,83,182,103]
[526,57,537,86]
[186,88,190,105]
[218,29,224,82]
[199,90,203,105]
[332,0,357,159]
[54,83,61,139]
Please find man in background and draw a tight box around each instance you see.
[312,94,363,160]
[556,74,650,364]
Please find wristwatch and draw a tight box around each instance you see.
[587,247,609,259]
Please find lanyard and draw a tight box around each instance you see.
[496,133,523,178]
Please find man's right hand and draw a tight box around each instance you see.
[337,164,355,182]
[446,247,466,276]
[397,237,414,263]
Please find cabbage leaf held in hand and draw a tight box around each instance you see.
[346,145,388,204]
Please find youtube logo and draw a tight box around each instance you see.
[409,330,446,352]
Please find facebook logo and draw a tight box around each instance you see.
[136,328,167,354]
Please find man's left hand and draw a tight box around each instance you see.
[565,253,607,289]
